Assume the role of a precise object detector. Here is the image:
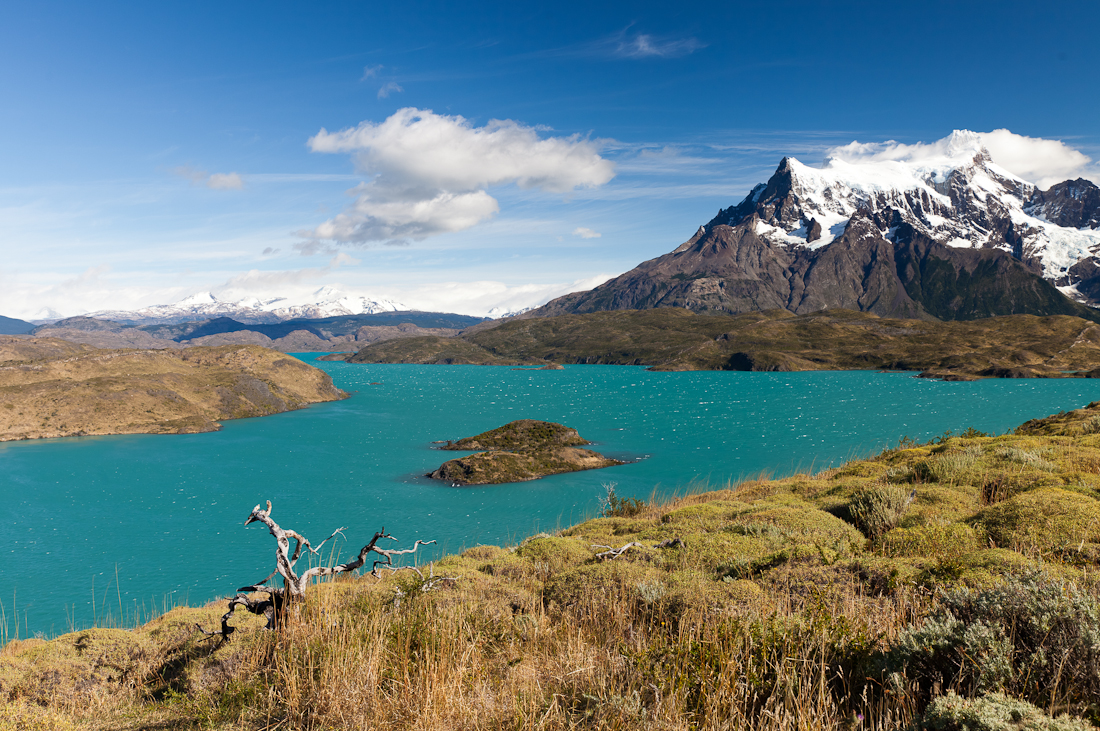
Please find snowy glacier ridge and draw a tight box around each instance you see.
[82,286,408,325]
[717,130,1100,302]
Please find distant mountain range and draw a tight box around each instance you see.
[77,286,409,325]
[0,315,35,335]
[18,312,487,353]
[532,130,1100,321]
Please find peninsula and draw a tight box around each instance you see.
[427,419,624,484]
[333,308,1100,379]
[0,337,347,441]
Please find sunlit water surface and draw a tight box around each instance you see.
[4,359,1100,636]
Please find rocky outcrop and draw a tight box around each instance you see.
[427,420,624,485]
[533,210,1088,323]
[1025,178,1100,230]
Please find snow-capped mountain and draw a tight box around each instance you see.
[533,130,1100,321]
[486,305,535,319]
[703,130,1100,299]
[85,287,408,325]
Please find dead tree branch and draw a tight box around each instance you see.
[199,500,442,639]
[592,542,647,560]
[593,537,685,560]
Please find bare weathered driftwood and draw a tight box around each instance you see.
[592,542,647,560]
[592,537,685,561]
[199,500,442,640]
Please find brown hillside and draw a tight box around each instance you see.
[0,341,347,441]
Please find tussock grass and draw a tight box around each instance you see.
[7,405,1100,729]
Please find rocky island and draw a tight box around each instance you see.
[427,419,624,485]
[0,337,347,440]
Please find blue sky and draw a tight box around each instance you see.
[2,0,1099,318]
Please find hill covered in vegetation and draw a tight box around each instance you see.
[342,308,1100,380]
[3,404,1100,729]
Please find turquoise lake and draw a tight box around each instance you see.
[5,358,1100,637]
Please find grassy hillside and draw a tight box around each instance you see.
[0,340,347,441]
[3,405,1100,729]
[344,308,1100,379]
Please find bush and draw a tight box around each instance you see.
[900,447,984,485]
[600,482,646,518]
[971,487,1100,551]
[881,573,1100,721]
[847,485,915,540]
[880,522,981,559]
[920,692,1093,731]
[993,446,1058,472]
[716,550,791,580]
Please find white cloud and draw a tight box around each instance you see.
[825,129,1098,189]
[214,253,359,295]
[361,64,383,80]
[572,226,601,238]
[172,166,245,190]
[977,129,1096,189]
[532,29,706,61]
[302,188,499,242]
[391,273,616,317]
[206,172,244,190]
[615,33,705,59]
[0,265,184,321]
[329,252,361,267]
[302,107,616,245]
[377,81,404,99]
[172,165,207,184]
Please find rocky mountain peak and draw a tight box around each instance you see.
[530,134,1100,322]
[1026,178,1100,230]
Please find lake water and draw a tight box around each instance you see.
[4,359,1100,637]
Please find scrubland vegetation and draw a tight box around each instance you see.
[344,308,1100,380]
[4,404,1100,729]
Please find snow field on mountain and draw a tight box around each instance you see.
[743,131,1100,293]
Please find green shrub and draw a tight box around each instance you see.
[514,535,593,574]
[881,522,979,557]
[971,488,1100,551]
[716,550,791,580]
[900,447,985,485]
[994,446,1058,472]
[601,482,646,517]
[881,574,1100,720]
[920,691,1094,731]
[847,485,915,540]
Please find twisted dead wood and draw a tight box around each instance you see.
[199,500,440,640]
[592,537,686,560]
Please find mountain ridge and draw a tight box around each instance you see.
[69,286,409,326]
[530,131,1100,321]
[25,312,486,353]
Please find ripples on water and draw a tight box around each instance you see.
[4,360,1100,635]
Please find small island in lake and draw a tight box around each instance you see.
[427,419,624,485]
